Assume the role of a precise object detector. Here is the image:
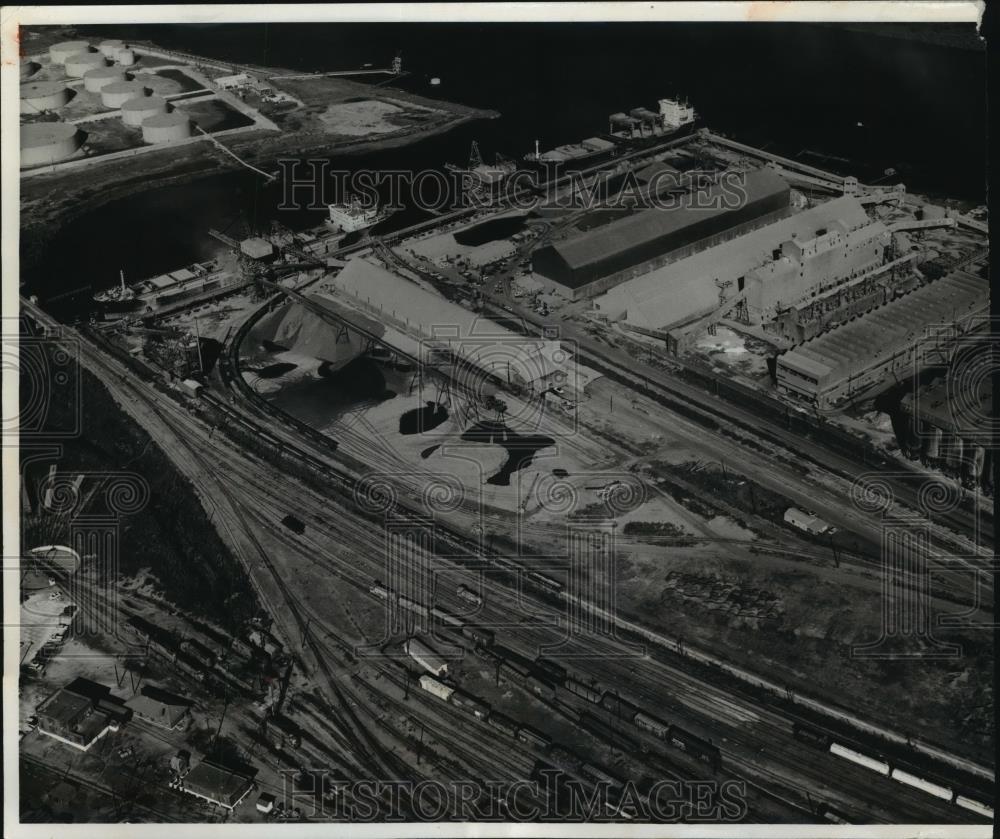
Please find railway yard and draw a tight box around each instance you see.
[15,27,994,828]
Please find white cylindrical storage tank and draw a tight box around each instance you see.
[100,80,147,108]
[20,59,40,80]
[121,94,167,126]
[116,48,136,66]
[20,81,72,114]
[49,40,90,64]
[83,66,126,93]
[20,122,82,168]
[141,111,192,143]
[98,39,125,58]
[65,51,106,78]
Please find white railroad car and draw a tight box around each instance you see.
[829,742,890,776]
[398,596,429,619]
[890,769,952,801]
[955,796,994,819]
[418,674,454,702]
[430,605,463,627]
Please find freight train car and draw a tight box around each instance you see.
[829,742,890,776]
[668,726,721,770]
[456,584,483,607]
[487,712,520,738]
[517,725,552,750]
[430,605,463,627]
[634,711,671,740]
[600,691,641,719]
[564,678,604,704]
[793,722,832,750]
[580,762,622,789]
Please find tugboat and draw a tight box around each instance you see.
[93,270,135,305]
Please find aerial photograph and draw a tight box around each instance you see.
[6,3,993,833]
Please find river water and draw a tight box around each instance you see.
[23,22,986,303]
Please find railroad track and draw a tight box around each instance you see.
[20,300,995,813]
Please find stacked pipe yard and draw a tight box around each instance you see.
[83,66,127,93]
[20,122,82,168]
[101,80,147,109]
[49,40,91,64]
[65,51,107,79]
[20,81,72,114]
[121,94,167,126]
[141,111,192,143]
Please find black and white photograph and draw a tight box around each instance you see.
[2,2,994,834]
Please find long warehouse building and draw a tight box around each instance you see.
[596,194,887,337]
[776,269,988,409]
[534,167,791,299]
[328,257,576,391]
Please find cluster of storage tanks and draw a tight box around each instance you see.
[20,38,192,166]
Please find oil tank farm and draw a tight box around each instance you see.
[98,39,126,58]
[775,269,988,409]
[121,94,167,126]
[101,80,147,108]
[533,167,790,299]
[20,122,82,168]
[64,51,107,79]
[20,81,71,114]
[142,111,192,143]
[49,40,91,64]
[116,48,137,67]
[83,66,126,93]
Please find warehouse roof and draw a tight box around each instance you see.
[596,195,873,331]
[329,258,569,382]
[780,270,987,385]
[542,167,789,275]
[182,760,256,810]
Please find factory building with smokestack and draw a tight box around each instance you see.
[533,167,791,300]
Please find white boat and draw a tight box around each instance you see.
[326,195,389,234]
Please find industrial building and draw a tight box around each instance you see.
[775,269,988,409]
[49,40,91,64]
[533,167,790,299]
[899,376,993,492]
[331,257,574,391]
[141,111,193,143]
[64,51,107,78]
[124,685,191,728]
[101,79,147,108]
[177,759,255,810]
[595,194,880,335]
[34,678,130,750]
[404,637,448,677]
[83,65,126,93]
[121,94,168,126]
[20,122,82,168]
[19,81,72,114]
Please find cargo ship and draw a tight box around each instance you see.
[524,97,697,171]
[94,259,238,317]
[326,196,391,234]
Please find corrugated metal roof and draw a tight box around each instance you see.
[781,270,987,384]
[598,194,872,331]
[546,168,789,271]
